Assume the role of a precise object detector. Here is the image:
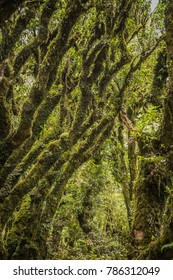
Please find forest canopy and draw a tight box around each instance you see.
[0,0,173,260]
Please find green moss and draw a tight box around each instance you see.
[3,194,32,258]
[132,156,168,250]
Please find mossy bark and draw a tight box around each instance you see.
[0,0,165,260]
[131,156,169,258]
[0,0,26,27]
[131,0,173,260]
[0,119,113,259]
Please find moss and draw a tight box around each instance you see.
[3,194,32,258]
[0,140,11,169]
[60,132,70,149]
[12,239,41,260]
[132,156,168,252]
[0,78,11,139]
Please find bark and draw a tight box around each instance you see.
[0,0,26,27]
[0,0,164,259]
[131,0,173,260]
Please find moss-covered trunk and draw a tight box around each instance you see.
[131,0,173,260]
[0,114,113,259]
[0,0,166,260]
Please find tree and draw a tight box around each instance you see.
[122,0,173,259]
[0,0,166,259]
[0,0,26,27]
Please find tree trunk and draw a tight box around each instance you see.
[131,0,173,260]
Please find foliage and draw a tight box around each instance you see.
[47,156,129,259]
[0,0,173,260]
